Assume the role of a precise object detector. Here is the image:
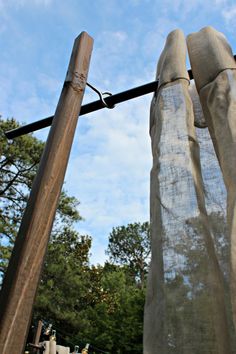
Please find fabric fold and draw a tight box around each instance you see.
[187,25,236,339]
[150,29,189,134]
[145,28,189,354]
[187,26,236,91]
[145,29,193,354]
[188,82,206,128]
[157,29,189,87]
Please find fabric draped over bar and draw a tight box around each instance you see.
[187,25,236,345]
[144,28,236,353]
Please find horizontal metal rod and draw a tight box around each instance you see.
[5,50,236,139]
[2,67,200,139]
[4,80,158,139]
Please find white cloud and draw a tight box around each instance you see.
[65,94,152,264]
[0,68,59,127]
[38,73,61,95]
[222,5,236,24]
[214,0,228,5]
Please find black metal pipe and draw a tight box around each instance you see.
[1,67,205,139]
[5,80,160,139]
[5,51,236,140]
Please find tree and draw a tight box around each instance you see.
[34,253,145,353]
[33,228,92,345]
[78,264,145,354]
[106,222,150,286]
[0,117,82,278]
[0,117,93,348]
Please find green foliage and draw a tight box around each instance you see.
[34,228,92,338]
[78,265,145,354]
[106,222,150,286]
[35,250,145,353]
[0,117,82,277]
[0,117,44,274]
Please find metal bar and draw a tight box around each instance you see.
[7,52,236,139]
[5,80,159,139]
[5,68,194,139]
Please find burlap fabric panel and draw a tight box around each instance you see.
[144,28,233,354]
[188,26,236,341]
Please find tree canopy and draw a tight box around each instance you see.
[106,222,150,286]
[0,117,82,278]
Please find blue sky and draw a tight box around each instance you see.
[0,0,236,264]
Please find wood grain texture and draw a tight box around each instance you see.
[0,31,93,354]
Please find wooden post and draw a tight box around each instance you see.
[33,320,43,353]
[0,31,93,354]
[27,320,43,354]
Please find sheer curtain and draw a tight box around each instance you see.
[144,27,236,354]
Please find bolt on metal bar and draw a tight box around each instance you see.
[3,67,195,139]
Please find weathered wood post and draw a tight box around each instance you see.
[0,31,93,354]
[27,320,43,353]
